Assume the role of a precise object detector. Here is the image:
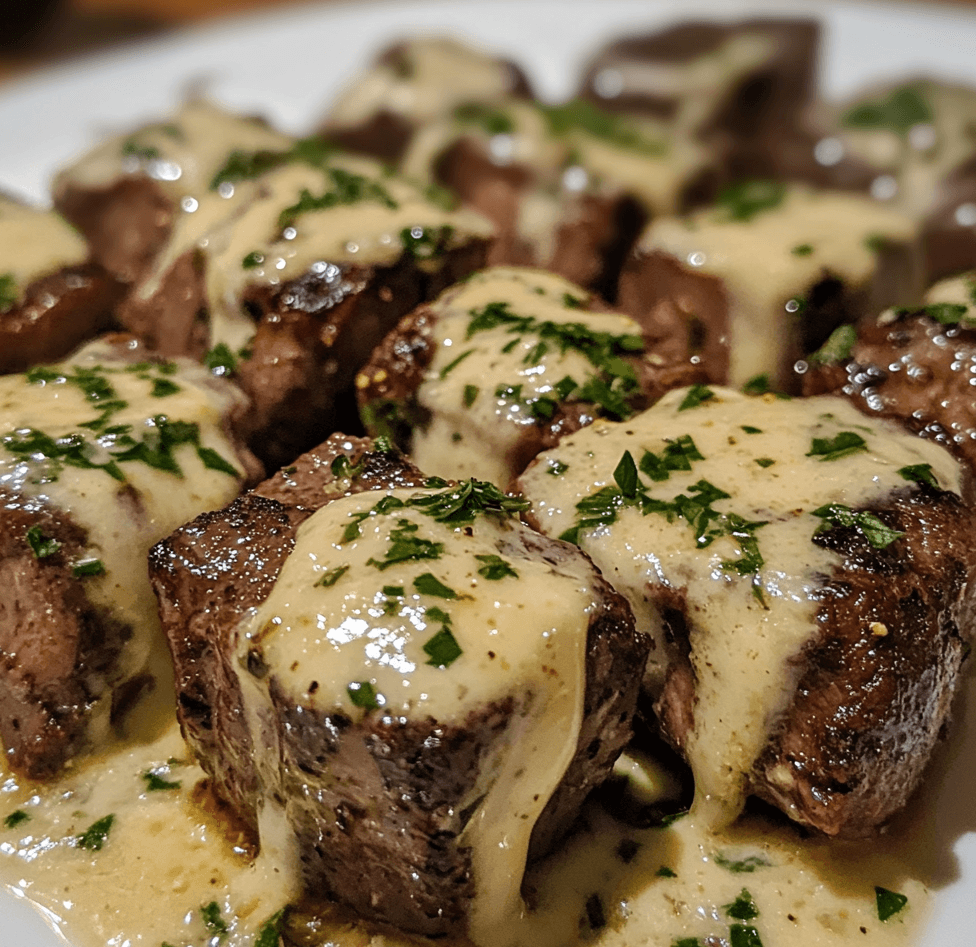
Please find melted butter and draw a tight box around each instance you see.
[835,81,976,219]
[0,196,88,294]
[55,99,290,198]
[327,37,520,129]
[516,387,962,825]
[0,339,250,746]
[235,486,593,946]
[641,187,916,386]
[404,266,641,486]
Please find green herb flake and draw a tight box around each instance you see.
[401,224,454,260]
[809,324,858,365]
[368,520,445,571]
[76,814,115,851]
[864,234,888,254]
[547,459,569,476]
[201,900,229,938]
[72,558,105,578]
[811,503,904,550]
[242,251,265,269]
[382,585,404,597]
[475,554,519,580]
[255,909,286,947]
[316,564,350,588]
[678,384,715,411]
[742,374,774,396]
[713,852,772,873]
[716,180,786,222]
[150,378,181,398]
[4,810,29,830]
[539,99,667,156]
[347,681,382,710]
[898,463,938,487]
[142,769,181,791]
[893,302,972,326]
[423,627,463,667]
[204,343,240,376]
[277,167,399,229]
[724,889,760,921]
[791,243,814,256]
[875,886,908,922]
[613,450,639,498]
[729,924,764,947]
[656,866,677,878]
[842,85,932,135]
[413,572,458,599]
[741,425,762,434]
[753,457,775,469]
[440,348,475,379]
[463,384,479,407]
[453,101,515,136]
[0,273,18,311]
[806,431,868,462]
[26,524,61,559]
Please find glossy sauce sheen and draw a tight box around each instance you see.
[235,486,594,947]
[517,387,962,826]
[407,267,641,486]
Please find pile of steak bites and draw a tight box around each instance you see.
[6,16,976,944]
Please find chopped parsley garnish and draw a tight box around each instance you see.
[0,273,17,311]
[809,324,857,365]
[677,384,715,411]
[150,378,181,398]
[475,554,518,580]
[330,453,365,481]
[898,463,938,487]
[242,251,265,269]
[741,425,762,434]
[656,866,677,878]
[754,457,775,468]
[439,348,475,379]
[142,769,181,791]
[413,572,457,599]
[197,447,240,477]
[713,852,771,873]
[638,435,705,481]
[864,233,888,254]
[76,814,115,851]
[742,374,776,397]
[400,224,454,260]
[422,627,463,667]
[716,180,786,222]
[407,478,530,525]
[255,909,286,947]
[875,886,908,921]
[729,924,764,947]
[4,810,29,829]
[26,525,61,559]
[367,519,445,571]
[453,101,515,135]
[347,681,382,709]
[791,243,814,256]
[539,99,667,156]
[72,558,105,578]
[463,384,479,407]
[277,167,398,229]
[465,300,643,420]
[547,459,569,476]
[842,84,932,135]
[121,139,160,161]
[209,136,334,190]
[204,343,241,376]
[724,889,760,921]
[316,564,350,588]
[201,900,229,938]
[893,302,972,326]
[613,450,639,497]
[806,431,868,462]
[811,504,904,549]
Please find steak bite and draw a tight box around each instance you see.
[402,96,716,299]
[0,336,260,779]
[0,195,123,374]
[117,146,493,468]
[357,266,705,487]
[53,99,291,284]
[149,435,649,941]
[321,36,534,165]
[801,272,976,474]
[516,386,976,836]
[617,185,921,393]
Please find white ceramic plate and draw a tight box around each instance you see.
[1,0,976,944]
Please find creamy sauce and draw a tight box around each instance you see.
[923,270,976,309]
[390,266,642,486]
[234,485,594,947]
[516,387,962,826]
[0,195,88,297]
[641,187,916,386]
[327,37,521,129]
[0,339,250,751]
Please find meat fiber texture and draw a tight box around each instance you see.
[357,266,706,488]
[149,433,649,939]
[0,336,260,779]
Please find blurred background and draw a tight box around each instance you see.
[1,0,975,84]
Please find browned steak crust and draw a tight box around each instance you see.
[150,434,648,937]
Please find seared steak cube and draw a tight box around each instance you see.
[0,336,260,778]
[517,385,976,836]
[150,434,649,940]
